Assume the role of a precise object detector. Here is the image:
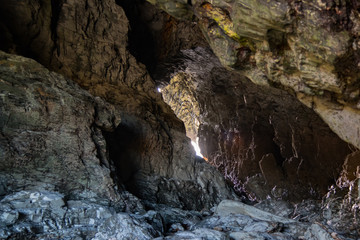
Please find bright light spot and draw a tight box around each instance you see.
[191,140,204,158]
[157,87,162,93]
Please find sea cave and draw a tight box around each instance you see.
[0,0,359,239]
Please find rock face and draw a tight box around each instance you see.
[0,0,360,239]
[0,52,121,202]
[0,0,235,210]
[160,47,352,200]
[148,0,360,150]
[0,50,234,211]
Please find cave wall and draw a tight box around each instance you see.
[0,0,234,210]
[0,0,360,238]
[0,0,359,206]
[148,0,360,150]
[160,47,354,200]
[0,52,122,201]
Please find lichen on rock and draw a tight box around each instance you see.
[147,0,360,149]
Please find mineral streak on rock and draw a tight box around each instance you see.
[159,47,352,200]
[0,50,234,212]
[0,0,360,239]
[147,0,360,149]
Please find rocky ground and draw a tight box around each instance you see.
[0,190,358,240]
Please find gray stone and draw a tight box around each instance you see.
[93,213,157,240]
[0,205,18,226]
[63,200,114,228]
[254,200,293,218]
[135,210,165,234]
[229,232,266,240]
[165,228,227,240]
[169,223,185,232]
[215,200,296,224]
[193,214,254,232]
[145,203,203,231]
[304,223,334,240]
[243,221,271,232]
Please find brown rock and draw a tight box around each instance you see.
[147,0,360,150]
[159,48,352,200]
[337,151,360,187]
[0,50,234,210]
[259,154,284,186]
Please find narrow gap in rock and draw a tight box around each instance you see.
[0,2,35,59]
[102,121,143,190]
[270,130,286,169]
[50,0,62,56]
[266,29,289,55]
[115,0,158,73]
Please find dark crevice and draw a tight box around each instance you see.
[102,117,144,193]
[50,0,62,50]
[0,1,33,58]
[115,0,158,73]
[271,138,286,169]
[266,29,289,55]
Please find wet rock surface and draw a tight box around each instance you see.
[160,47,353,200]
[0,51,234,212]
[1,190,356,239]
[0,0,235,210]
[0,0,359,239]
[148,0,360,149]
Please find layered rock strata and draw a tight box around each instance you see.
[0,0,359,238]
[160,47,353,200]
[0,0,235,210]
[148,0,360,149]
[0,51,234,212]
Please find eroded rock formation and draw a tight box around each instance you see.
[159,47,353,201]
[0,0,359,239]
[149,0,360,149]
[0,49,236,237]
[0,0,234,210]
[0,48,234,208]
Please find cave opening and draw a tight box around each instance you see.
[102,119,144,189]
[191,139,204,158]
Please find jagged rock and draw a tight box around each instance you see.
[0,0,359,239]
[144,203,204,231]
[0,190,155,239]
[194,213,273,233]
[320,151,360,239]
[215,200,296,224]
[163,228,228,240]
[161,72,201,141]
[229,232,267,240]
[337,151,360,188]
[0,51,237,240]
[156,199,349,240]
[0,186,355,239]
[0,0,235,210]
[304,223,334,240]
[0,51,122,202]
[93,213,158,240]
[147,0,360,150]
[159,47,352,200]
